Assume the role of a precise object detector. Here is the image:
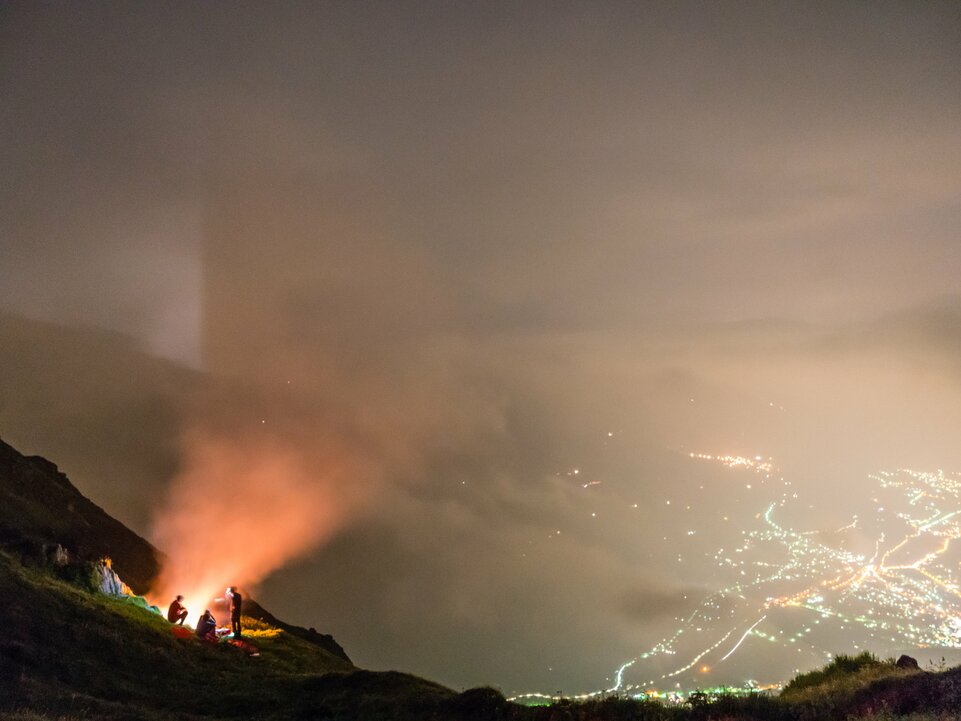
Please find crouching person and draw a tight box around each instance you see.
[167,595,188,625]
[196,608,217,641]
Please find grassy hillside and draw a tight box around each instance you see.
[778,653,961,719]
[0,436,350,664]
[0,549,475,721]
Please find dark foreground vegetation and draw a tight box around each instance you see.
[3,437,961,720]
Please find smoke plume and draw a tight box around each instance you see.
[149,426,370,618]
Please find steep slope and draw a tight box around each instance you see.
[0,436,160,592]
[0,436,350,662]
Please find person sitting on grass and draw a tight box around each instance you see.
[196,608,217,641]
[167,595,188,625]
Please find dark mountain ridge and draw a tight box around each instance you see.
[0,436,160,592]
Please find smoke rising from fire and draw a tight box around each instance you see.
[146,337,508,619]
[149,428,369,618]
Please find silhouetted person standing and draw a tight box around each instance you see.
[167,595,188,625]
[227,586,242,638]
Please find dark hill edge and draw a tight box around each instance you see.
[245,598,351,663]
[0,435,350,664]
[0,436,161,592]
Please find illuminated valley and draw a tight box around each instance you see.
[513,456,961,703]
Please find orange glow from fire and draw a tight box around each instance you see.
[149,431,367,624]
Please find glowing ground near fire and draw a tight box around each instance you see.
[513,455,961,703]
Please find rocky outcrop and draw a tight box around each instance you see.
[896,654,920,670]
[0,437,161,593]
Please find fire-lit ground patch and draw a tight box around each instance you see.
[239,617,284,639]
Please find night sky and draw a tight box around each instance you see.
[2,1,961,696]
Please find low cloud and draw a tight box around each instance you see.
[618,587,704,622]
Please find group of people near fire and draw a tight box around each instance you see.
[166,586,243,641]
